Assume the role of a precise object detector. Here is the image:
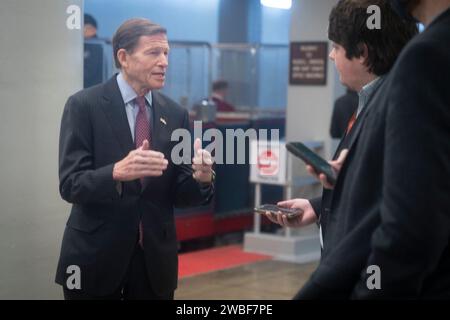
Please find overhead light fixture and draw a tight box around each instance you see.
[261,0,292,10]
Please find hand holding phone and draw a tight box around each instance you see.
[286,142,337,185]
[254,204,303,219]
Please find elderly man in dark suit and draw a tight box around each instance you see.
[55,18,214,300]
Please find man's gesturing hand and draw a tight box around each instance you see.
[113,139,168,181]
[192,138,213,184]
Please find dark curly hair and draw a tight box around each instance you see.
[328,0,418,75]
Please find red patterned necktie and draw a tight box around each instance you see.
[346,111,357,136]
[135,96,150,248]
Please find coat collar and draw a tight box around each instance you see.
[101,75,135,154]
[333,76,387,160]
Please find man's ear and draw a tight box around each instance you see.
[117,48,128,69]
[357,43,369,66]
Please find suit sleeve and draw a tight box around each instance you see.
[172,110,214,207]
[351,41,450,298]
[59,94,119,205]
[309,196,322,219]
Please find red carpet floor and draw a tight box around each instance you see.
[178,245,272,278]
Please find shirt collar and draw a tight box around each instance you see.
[116,72,152,107]
[356,76,384,116]
[359,77,381,100]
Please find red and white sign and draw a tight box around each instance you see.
[250,141,286,185]
[257,149,279,176]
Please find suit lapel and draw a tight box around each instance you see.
[101,76,135,154]
[150,91,169,152]
[342,99,371,153]
[333,77,387,160]
[327,77,387,209]
[332,133,348,160]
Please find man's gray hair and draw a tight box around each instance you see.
[112,18,167,69]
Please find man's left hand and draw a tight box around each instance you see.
[192,138,213,184]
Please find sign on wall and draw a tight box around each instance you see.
[289,41,328,85]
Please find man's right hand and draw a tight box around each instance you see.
[112,140,168,181]
[306,149,349,189]
[265,198,317,228]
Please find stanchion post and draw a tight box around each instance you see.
[254,183,261,234]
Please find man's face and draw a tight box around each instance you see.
[218,88,228,98]
[84,24,97,38]
[120,33,169,92]
[329,42,367,91]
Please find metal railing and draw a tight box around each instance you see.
[162,41,289,111]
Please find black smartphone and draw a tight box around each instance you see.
[254,204,303,218]
[286,142,337,185]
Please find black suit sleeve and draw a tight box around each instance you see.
[172,110,214,208]
[352,41,450,298]
[309,197,322,219]
[59,94,119,205]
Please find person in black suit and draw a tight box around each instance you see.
[348,0,450,298]
[265,0,419,298]
[330,89,358,139]
[297,0,450,299]
[56,18,214,300]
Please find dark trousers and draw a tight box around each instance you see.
[63,243,174,300]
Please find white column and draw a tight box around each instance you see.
[286,0,341,159]
[0,0,83,299]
